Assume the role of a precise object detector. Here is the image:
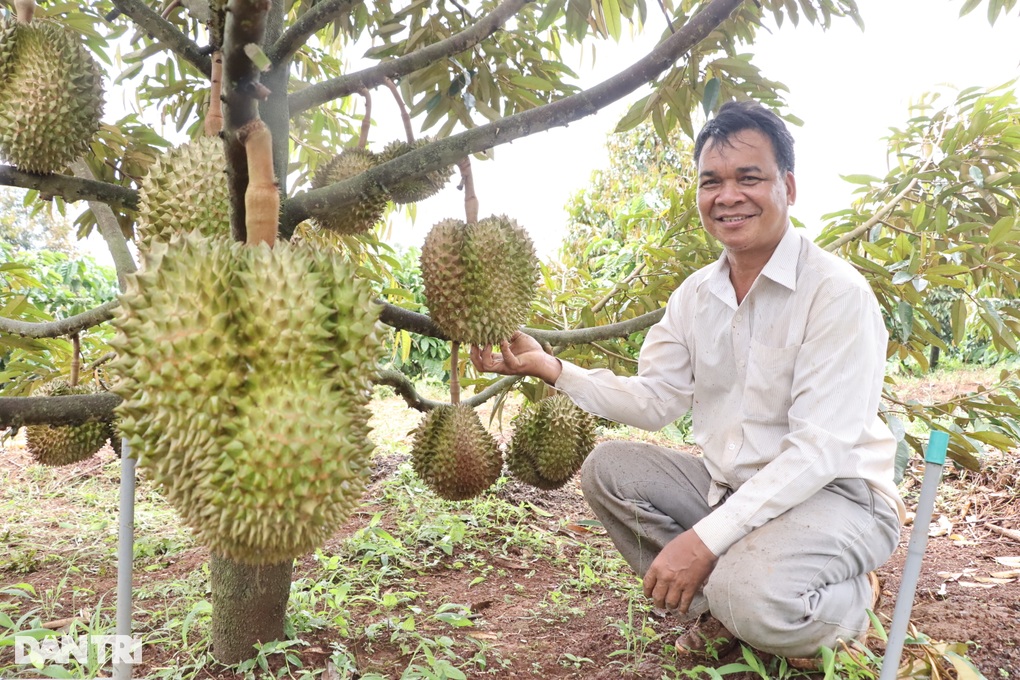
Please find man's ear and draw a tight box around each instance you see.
[785,171,797,205]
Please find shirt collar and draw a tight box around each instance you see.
[758,225,800,292]
[704,224,801,306]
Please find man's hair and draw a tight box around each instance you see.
[693,101,795,174]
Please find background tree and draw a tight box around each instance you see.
[0,0,1018,666]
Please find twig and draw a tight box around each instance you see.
[84,352,116,373]
[268,0,363,65]
[376,370,519,413]
[160,0,181,19]
[0,300,119,339]
[987,524,1020,542]
[289,0,532,115]
[69,160,137,285]
[656,0,676,33]
[109,0,212,77]
[383,77,415,144]
[823,161,932,252]
[457,157,478,224]
[357,88,372,149]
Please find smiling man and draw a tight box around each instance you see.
[470,101,904,662]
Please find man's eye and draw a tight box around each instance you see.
[700,180,719,188]
[740,177,762,184]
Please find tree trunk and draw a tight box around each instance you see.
[929,345,941,371]
[210,553,293,664]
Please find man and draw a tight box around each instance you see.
[470,100,905,660]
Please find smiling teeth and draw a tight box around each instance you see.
[721,216,745,222]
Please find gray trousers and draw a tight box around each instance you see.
[580,441,900,658]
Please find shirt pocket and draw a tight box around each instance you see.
[742,340,800,425]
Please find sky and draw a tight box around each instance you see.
[82,0,1020,264]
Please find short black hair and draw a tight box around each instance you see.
[693,101,795,174]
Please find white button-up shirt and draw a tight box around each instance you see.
[555,227,905,556]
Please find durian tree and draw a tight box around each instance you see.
[1,0,1019,665]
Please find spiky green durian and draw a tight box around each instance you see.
[135,137,230,246]
[25,380,112,466]
[506,395,597,490]
[0,18,17,83]
[108,231,383,565]
[420,215,539,345]
[0,20,103,173]
[310,148,389,234]
[379,138,453,204]
[411,404,502,501]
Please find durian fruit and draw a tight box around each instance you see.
[25,380,112,466]
[379,137,453,204]
[0,18,17,83]
[0,19,103,173]
[135,137,230,246]
[420,215,540,345]
[109,231,383,565]
[410,404,502,501]
[506,395,597,490]
[310,148,389,234]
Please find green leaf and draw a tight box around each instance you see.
[896,300,914,342]
[702,77,721,117]
[509,75,555,91]
[968,165,985,187]
[602,0,622,41]
[988,215,1015,245]
[958,0,983,16]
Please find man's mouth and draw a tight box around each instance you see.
[717,215,752,224]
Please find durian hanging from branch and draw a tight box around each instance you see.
[311,88,390,235]
[135,49,231,247]
[0,0,104,174]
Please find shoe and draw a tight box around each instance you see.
[675,614,739,659]
[785,571,881,670]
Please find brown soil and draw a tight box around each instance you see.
[1,391,1019,679]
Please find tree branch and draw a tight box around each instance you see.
[0,165,138,210]
[268,0,364,65]
[69,160,137,286]
[823,176,924,252]
[288,0,533,116]
[376,369,519,412]
[110,0,212,77]
[0,300,119,339]
[281,0,743,232]
[0,394,121,428]
[222,0,273,241]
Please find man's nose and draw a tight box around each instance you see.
[715,180,743,204]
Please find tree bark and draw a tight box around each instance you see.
[210,553,294,664]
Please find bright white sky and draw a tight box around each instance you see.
[84,0,1020,264]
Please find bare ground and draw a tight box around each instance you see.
[1,375,1018,679]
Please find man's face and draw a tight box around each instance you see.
[696,129,796,261]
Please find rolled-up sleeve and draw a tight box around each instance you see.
[554,288,696,431]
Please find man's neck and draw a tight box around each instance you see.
[726,248,777,305]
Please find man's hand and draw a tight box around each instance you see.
[469,331,562,385]
[643,529,718,613]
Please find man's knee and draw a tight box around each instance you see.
[579,440,626,502]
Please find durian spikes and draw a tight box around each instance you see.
[241,119,278,247]
[410,404,502,501]
[506,395,597,490]
[420,215,539,345]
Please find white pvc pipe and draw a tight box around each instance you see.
[878,431,949,680]
[112,442,135,680]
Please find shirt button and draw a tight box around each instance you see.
[738,360,746,367]
[728,444,735,450]
[735,314,743,322]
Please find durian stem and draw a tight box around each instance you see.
[456,157,478,224]
[160,0,182,19]
[450,341,461,405]
[205,52,225,137]
[383,77,415,144]
[240,119,279,247]
[70,333,81,387]
[14,0,34,23]
[357,87,372,149]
